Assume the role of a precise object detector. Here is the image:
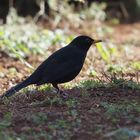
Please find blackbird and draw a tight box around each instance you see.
[2,35,101,98]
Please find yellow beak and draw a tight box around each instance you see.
[94,40,102,44]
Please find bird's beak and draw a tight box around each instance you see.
[93,39,102,44]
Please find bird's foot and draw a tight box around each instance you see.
[58,90,69,100]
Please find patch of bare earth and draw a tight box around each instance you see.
[0,87,140,140]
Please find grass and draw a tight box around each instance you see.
[0,79,140,140]
[101,100,140,123]
[78,77,140,90]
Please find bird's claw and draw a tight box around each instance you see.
[58,90,69,99]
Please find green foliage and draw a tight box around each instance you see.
[77,77,140,91]
[96,42,119,64]
[32,112,48,125]
[96,42,111,63]
[0,112,12,129]
[0,130,52,140]
[105,128,140,140]
[0,131,15,140]
[0,25,73,58]
[79,80,104,89]
[66,99,78,108]
[0,7,74,68]
[38,84,52,92]
[49,1,107,26]
[111,78,140,90]
[0,20,74,69]
[107,64,123,73]
[89,69,98,77]
[80,2,107,21]
[101,100,140,124]
[131,61,140,70]
[30,95,65,107]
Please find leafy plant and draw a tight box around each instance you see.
[79,80,105,89]
[131,61,140,70]
[111,78,140,90]
[80,2,107,21]
[32,112,48,125]
[0,112,12,129]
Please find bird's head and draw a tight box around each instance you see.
[70,35,102,51]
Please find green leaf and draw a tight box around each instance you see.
[96,42,111,63]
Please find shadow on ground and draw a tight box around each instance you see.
[0,86,140,140]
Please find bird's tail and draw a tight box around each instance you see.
[2,77,34,98]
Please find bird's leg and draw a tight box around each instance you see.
[52,83,62,94]
[52,84,68,99]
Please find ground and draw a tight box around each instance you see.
[0,22,140,140]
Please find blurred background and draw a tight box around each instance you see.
[0,0,140,92]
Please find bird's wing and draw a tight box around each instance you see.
[34,46,86,84]
[44,58,83,83]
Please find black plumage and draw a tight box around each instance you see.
[2,35,101,98]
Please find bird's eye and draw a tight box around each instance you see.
[86,38,90,42]
[86,38,91,43]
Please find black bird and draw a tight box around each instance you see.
[2,35,101,98]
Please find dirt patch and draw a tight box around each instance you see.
[0,87,140,140]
